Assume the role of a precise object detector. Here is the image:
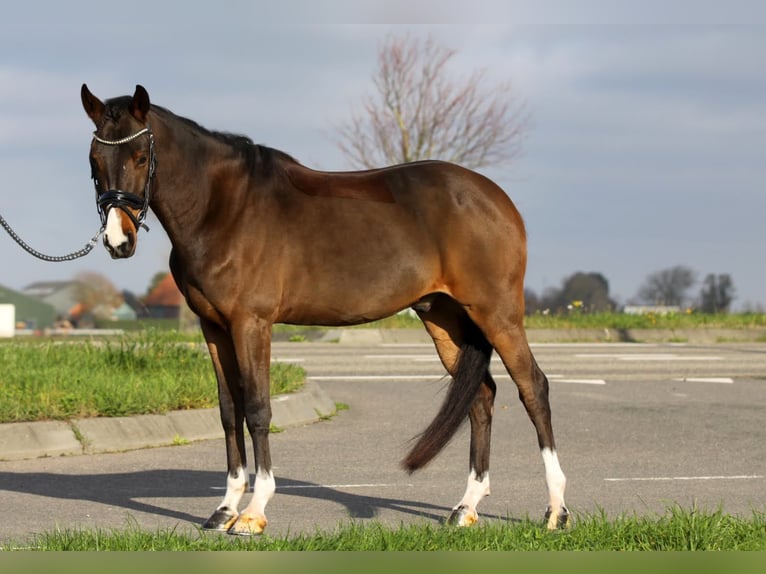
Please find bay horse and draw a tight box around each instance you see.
[81,84,569,534]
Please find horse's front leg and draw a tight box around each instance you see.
[199,319,249,532]
[226,316,276,536]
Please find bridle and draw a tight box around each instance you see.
[92,125,156,233]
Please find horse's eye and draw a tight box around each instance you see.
[136,155,148,167]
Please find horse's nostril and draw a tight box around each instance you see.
[103,233,135,259]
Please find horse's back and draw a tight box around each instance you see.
[283,159,524,231]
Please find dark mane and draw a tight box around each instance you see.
[104,96,299,179]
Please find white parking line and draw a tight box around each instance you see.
[278,482,411,491]
[576,353,721,361]
[308,375,446,381]
[211,482,409,491]
[364,354,436,360]
[673,377,734,384]
[550,378,607,385]
[309,374,606,385]
[605,474,763,482]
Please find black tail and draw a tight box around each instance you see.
[402,322,492,473]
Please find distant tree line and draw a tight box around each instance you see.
[525,265,737,315]
[66,265,738,320]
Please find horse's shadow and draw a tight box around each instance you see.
[0,469,511,528]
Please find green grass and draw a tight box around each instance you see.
[524,311,766,330]
[4,507,765,551]
[0,330,305,423]
[277,311,766,332]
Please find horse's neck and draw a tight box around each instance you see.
[150,120,217,241]
[150,116,246,260]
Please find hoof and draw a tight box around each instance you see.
[227,513,268,536]
[544,505,570,530]
[446,505,478,527]
[202,507,239,531]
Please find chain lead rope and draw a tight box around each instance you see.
[2,124,152,262]
[0,212,104,262]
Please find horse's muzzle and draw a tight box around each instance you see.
[103,208,137,259]
[103,229,136,259]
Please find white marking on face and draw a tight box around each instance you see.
[105,209,129,250]
[218,465,248,511]
[541,447,567,509]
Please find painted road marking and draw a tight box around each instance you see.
[364,354,437,360]
[605,474,763,482]
[211,483,410,491]
[278,482,413,491]
[576,353,721,361]
[548,376,607,385]
[673,377,734,384]
[308,375,460,382]
[309,374,605,385]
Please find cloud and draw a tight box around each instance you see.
[1,7,764,307]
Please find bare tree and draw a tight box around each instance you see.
[73,271,122,320]
[637,265,696,307]
[335,33,527,170]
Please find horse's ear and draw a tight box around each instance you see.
[81,83,105,126]
[130,85,150,123]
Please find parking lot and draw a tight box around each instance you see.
[1,341,764,543]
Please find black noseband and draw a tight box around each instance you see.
[97,190,150,232]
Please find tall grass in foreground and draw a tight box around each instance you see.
[0,331,305,423]
[7,507,766,551]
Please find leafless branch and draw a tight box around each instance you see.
[334,33,528,170]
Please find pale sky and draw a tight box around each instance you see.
[1,1,764,309]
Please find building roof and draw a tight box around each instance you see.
[143,273,183,307]
[23,280,77,297]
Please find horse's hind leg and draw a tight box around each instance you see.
[451,373,496,526]
[416,295,496,527]
[476,319,569,530]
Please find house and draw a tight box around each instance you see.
[23,280,80,317]
[112,300,138,321]
[143,273,183,319]
[0,284,57,329]
[24,279,130,326]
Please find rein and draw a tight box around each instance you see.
[0,212,104,262]
[1,124,156,262]
[92,125,156,233]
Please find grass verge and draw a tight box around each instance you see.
[0,330,305,423]
[4,507,765,551]
[284,311,766,332]
[523,311,766,330]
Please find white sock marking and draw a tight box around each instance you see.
[541,447,566,510]
[219,465,248,511]
[457,469,490,511]
[248,468,276,516]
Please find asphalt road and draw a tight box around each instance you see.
[1,340,765,544]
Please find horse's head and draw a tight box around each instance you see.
[81,84,155,259]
